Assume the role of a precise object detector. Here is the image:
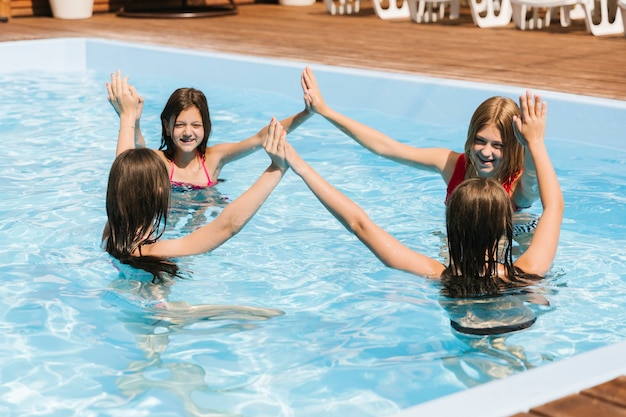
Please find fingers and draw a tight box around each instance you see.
[129,85,141,102]
[519,90,530,121]
[301,68,313,106]
[264,117,290,170]
[302,66,311,90]
[305,66,317,86]
[264,117,285,152]
[106,82,114,102]
[108,70,132,98]
[535,95,548,118]
[301,68,308,93]
[113,70,123,96]
[519,90,546,120]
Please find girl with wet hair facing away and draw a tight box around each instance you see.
[284,90,563,298]
[107,70,311,190]
[102,117,289,282]
[299,67,539,213]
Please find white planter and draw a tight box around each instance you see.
[279,0,316,5]
[49,0,93,19]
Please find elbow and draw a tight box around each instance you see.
[345,212,370,238]
[544,193,565,217]
[556,195,565,216]
[224,218,244,240]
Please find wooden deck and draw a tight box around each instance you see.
[1,1,626,100]
[510,376,626,417]
[1,3,626,416]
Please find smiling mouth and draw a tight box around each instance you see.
[478,156,494,165]
[180,138,195,143]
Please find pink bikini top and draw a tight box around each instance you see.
[169,151,218,190]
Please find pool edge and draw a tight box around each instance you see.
[391,339,626,417]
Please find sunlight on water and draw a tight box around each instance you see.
[0,69,625,417]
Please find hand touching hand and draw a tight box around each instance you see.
[264,117,288,172]
[513,90,547,149]
[106,70,143,122]
[301,66,328,115]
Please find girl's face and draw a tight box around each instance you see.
[169,106,205,153]
[470,123,504,178]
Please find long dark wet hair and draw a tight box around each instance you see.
[105,148,180,282]
[464,96,524,183]
[159,87,212,161]
[442,178,517,298]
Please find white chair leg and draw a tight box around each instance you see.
[620,0,626,36]
[512,2,527,28]
[557,5,571,25]
[372,0,411,19]
[408,0,425,21]
[409,0,455,21]
[543,6,553,26]
[424,1,435,21]
[581,0,624,35]
[450,0,461,17]
[324,0,360,14]
[324,0,338,14]
[468,0,514,27]
[436,1,446,20]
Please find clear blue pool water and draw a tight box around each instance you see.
[0,39,625,417]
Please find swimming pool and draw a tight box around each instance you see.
[1,38,625,417]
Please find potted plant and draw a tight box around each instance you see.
[49,0,93,19]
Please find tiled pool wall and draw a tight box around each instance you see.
[2,37,626,417]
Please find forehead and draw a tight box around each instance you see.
[174,106,202,121]
[475,123,502,142]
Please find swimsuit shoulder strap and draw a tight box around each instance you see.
[198,151,213,186]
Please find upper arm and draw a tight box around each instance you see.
[380,146,460,180]
[210,133,264,166]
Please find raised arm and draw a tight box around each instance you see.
[212,107,313,167]
[106,70,146,156]
[301,66,455,176]
[511,104,541,209]
[513,91,563,276]
[144,117,288,258]
[284,139,446,279]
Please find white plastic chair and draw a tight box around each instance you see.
[467,0,514,27]
[579,0,624,35]
[324,0,361,15]
[407,0,460,22]
[510,0,587,29]
[371,0,411,19]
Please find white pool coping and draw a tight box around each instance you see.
[392,340,626,417]
[1,37,625,417]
